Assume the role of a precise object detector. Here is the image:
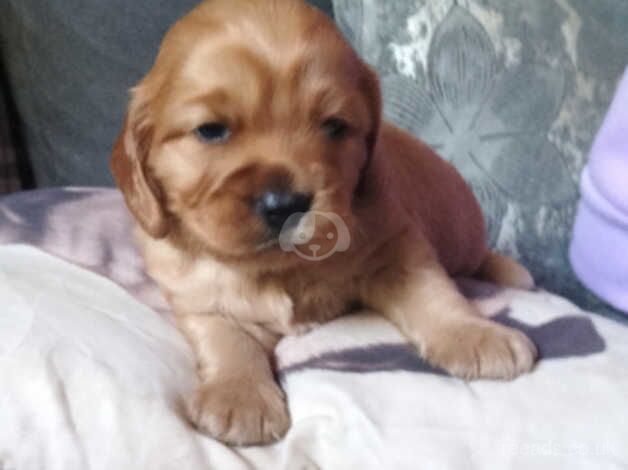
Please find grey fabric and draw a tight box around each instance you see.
[332,0,628,312]
[0,83,21,194]
[0,0,333,188]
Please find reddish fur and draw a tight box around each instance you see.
[111,0,537,446]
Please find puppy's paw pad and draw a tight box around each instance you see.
[186,378,290,446]
[425,322,537,381]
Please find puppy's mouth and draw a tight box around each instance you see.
[255,238,280,252]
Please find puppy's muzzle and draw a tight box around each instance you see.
[254,191,312,233]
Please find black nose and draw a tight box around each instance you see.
[254,191,312,232]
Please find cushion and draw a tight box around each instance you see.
[1,188,628,469]
[0,0,333,188]
[331,0,628,313]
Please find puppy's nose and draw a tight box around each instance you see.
[254,191,312,232]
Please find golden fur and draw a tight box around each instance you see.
[111,0,537,446]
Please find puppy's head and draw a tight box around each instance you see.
[111,0,380,265]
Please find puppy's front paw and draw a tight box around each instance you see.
[424,321,537,381]
[186,377,290,446]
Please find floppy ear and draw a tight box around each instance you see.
[110,89,169,238]
[356,64,382,195]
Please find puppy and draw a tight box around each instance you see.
[111,0,537,446]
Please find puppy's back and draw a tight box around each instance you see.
[373,123,488,276]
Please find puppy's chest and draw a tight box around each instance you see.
[280,276,355,327]
[168,269,351,335]
[143,240,353,335]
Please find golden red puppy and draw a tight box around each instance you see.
[112,0,537,446]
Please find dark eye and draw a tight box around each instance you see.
[322,118,350,140]
[195,123,231,143]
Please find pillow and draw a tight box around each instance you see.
[0,0,333,188]
[331,0,628,313]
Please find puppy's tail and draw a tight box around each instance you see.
[475,252,535,290]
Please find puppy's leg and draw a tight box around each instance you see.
[476,251,535,290]
[363,258,537,380]
[177,314,289,445]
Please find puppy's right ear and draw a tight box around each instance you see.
[111,88,169,238]
[355,64,382,197]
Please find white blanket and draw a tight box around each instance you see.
[1,245,627,470]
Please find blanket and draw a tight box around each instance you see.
[1,188,627,469]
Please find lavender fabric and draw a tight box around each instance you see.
[0,188,168,315]
[570,68,628,314]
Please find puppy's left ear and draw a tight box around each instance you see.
[356,65,382,193]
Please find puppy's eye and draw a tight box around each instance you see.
[321,118,350,140]
[195,123,231,143]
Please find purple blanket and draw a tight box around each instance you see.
[0,188,169,315]
[571,68,628,314]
